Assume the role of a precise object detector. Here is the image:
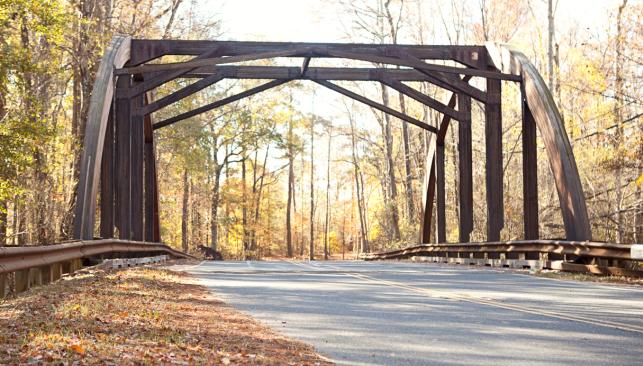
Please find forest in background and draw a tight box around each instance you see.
[0,0,641,259]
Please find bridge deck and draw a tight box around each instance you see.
[172,260,643,366]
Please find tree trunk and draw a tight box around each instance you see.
[398,91,415,223]
[349,116,369,253]
[251,147,269,252]
[547,0,555,91]
[242,155,249,252]
[286,117,295,257]
[324,126,332,260]
[309,118,315,260]
[614,0,627,242]
[181,169,189,252]
[380,86,401,241]
[300,152,305,257]
[210,166,222,252]
[0,200,6,245]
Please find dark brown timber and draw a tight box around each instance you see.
[435,144,447,243]
[380,78,462,120]
[153,79,292,129]
[74,36,131,240]
[139,72,224,115]
[486,43,590,240]
[99,110,114,238]
[130,83,145,241]
[315,80,437,133]
[73,38,591,252]
[458,94,473,243]
[118,48,310,75]
[143,108,160,242]
[522,81,539,240]
[485,77,503,241]
[115,76,132,239]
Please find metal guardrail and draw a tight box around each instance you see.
[362,240,634,261]
[362,240,641,276]
[0,239,193,298]
[0,239,193,274]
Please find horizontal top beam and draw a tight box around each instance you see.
[155,65,469,81]
[130,39,485,62]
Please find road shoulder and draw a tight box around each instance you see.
[0,265,333,365]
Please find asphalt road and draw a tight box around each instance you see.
[172,260,643,366]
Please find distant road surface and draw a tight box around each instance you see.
[172,260,643,366]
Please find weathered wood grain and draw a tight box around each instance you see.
[486,43,590,240]
[380,78,462,120]
[521,82,539,240]
[139,72,224,115]
[115,76,132,239]
[74,36,131,240]
[458,94,473,243]
[420,134,437,243]
[130,85,145,241]
[485,77,503,241]
[99,110,114,238]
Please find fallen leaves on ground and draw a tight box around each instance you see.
[0,265,333,365]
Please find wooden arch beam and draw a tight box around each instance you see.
[74,36,131,240]
[153,79,291,130]
[486,43,591,241]
[314,80,437,133]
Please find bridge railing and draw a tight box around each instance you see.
[0,239,193,298]
[363,240,642,277]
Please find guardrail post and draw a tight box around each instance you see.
[51,263,62,281]
[29,268,42,287]
[0,273,6,298]
[39,265,52,285]
[62,261,71,274]
[15,269,29,293]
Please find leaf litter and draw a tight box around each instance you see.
[0,264,333,365]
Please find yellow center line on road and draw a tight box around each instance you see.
[286,260,643,335]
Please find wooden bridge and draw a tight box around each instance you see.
[1,38,641,297]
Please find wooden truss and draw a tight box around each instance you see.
[73,38,591,246]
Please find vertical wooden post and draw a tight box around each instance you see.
[115,75,132,239]
[28,268,42,287]
[51,263,62,281]
[143,112,159,242]
[458,94,473,243]
[435,144,447,243]
[15,269,29,293]
[420,156,436,243]
[39,265,52,285]
[100,109,115,238]
[521,82,539,240]
[130,85,145,241]
[420,135,436,244]
[0,273,6,298]
[485,78,504,241]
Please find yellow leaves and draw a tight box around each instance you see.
[636,174,643,187]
